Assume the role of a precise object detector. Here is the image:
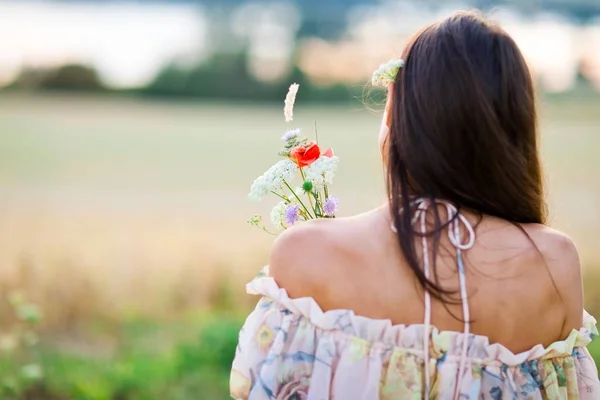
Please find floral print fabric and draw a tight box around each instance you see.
[230,269,600,399]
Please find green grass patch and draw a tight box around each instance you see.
[1,316,242,400]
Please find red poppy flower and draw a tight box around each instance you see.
[290,142,321,167]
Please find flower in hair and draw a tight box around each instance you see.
[371,59,404,87]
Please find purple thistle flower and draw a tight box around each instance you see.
[281,128,301,142]
[284,204,300,225]
[323,197,339,217]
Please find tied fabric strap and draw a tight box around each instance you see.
[413,199,475,399]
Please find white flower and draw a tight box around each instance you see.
[372,59,404,87]
[270,201,287,228]
[249,159,298,201]
[248,176,268,201]
[284,83,300,122]
[21,364,43,380]
[304,155,340,188]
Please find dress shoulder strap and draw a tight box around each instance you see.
[412,199,475,399]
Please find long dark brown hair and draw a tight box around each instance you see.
[386,11,547,302]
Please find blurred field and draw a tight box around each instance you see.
[0,92,598,398]
[0,92,390,330]
[0,93,599,322]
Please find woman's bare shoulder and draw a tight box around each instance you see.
[521,223,584,331]
[269,217,367,301]
[521,224,581,281]
[479,218,580,281]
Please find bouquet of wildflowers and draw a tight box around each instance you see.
[248,84,340,233]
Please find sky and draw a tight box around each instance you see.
[0,2,208,88]
[0,1,598,91]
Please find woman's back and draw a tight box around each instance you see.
[231,207,599,399]
[271,206,580,353]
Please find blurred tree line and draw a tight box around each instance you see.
[4,53,596,103]
[4,56,365,103]
[142,53,362,102]
[7,65,105,92]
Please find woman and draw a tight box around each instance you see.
[230,11,599,399]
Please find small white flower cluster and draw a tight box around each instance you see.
[249,159,298,201]
[284,83,300,122]
[372,59,404,87]
[281,128,301,142]
[304,155,340,188]
[270,201,287,228]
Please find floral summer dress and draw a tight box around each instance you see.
[230,200,600,399]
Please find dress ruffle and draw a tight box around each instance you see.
[247,266,598,366]
[229,267,600,399]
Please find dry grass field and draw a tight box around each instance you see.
[0,92,598,399]
[0,92,598,332]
